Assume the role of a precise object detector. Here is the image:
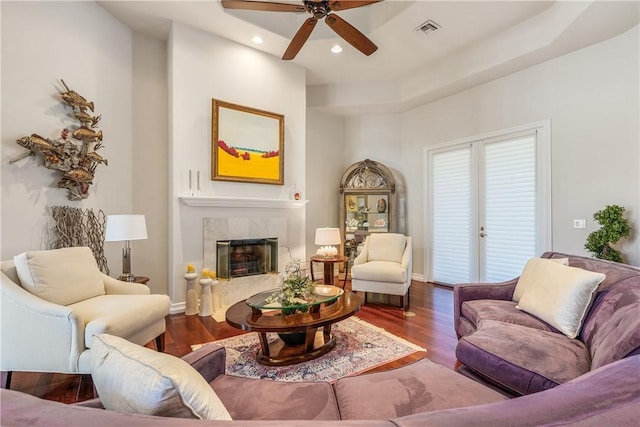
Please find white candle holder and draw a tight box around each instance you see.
[184,272,199,315]
[199,277,214,317]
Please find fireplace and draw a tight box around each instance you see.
[216,238,278,279]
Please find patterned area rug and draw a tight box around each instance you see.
[191,317,426,382]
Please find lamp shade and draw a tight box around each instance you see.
[315,227,341,246]
[105,215,148,242]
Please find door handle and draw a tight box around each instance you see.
[480,232,487,238]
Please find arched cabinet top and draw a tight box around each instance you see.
[340,159,396,193]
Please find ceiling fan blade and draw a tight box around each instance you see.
[282,17,318,60]
[325,13,377,56]
[329,0,381,12]
[221,0,305,13]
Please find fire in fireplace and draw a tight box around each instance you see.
[216,238,278,279]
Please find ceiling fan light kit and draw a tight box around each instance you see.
[221,0,381,60]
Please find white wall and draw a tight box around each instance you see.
[132,33,169,295]
[167,23,307,306]
[305,111,346,260]
[342,25,640,274]
[0,2,133,269]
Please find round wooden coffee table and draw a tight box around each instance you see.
[226,289,362,366]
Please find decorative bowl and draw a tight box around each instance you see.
[314,285,340,296]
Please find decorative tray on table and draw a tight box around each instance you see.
[245,287,343,314]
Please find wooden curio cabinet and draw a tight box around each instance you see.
[340,159,405,261]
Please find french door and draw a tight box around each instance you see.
[425,121,551,285]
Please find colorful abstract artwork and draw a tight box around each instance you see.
[211,99,284,185]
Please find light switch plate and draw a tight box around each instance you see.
[573,219,586,229]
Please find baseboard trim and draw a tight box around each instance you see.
[170,301,185,314]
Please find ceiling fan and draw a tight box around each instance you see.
[221,0,381,60]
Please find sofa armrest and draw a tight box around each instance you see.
[74,344,227,409]
[1,272,85,373]
[181,343,227,383]
[102,274,150,295]
[401,237,412,270]
[453,278,518,337]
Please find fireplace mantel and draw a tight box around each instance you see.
[179,196,308,209]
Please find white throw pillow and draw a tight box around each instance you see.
[14,247,105,306]
[515,259,605,338]
[367,233,406,263]
[91,334,231,420]
[512,257,569,302]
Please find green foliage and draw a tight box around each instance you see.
[266,257,314,311]
[584,205,631,262]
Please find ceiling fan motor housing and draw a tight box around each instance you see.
[306,0,330,19]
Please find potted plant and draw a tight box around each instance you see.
[265,257,315,345]
[585,204,631,262]
[267,257,314,309]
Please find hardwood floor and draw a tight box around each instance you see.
[8,281,458,404]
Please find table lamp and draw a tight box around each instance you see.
[315,227,341,258]
[105,214,148,282]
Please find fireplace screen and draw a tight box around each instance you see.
[216,238,278,279]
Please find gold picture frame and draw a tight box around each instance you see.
[211,99,284,185]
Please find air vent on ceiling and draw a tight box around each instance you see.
[415,20,440,35]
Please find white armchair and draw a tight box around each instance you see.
[1,247,170,389]
[350,234,412,310]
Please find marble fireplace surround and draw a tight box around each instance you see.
[203,216,288,321]
[179,196,308,322]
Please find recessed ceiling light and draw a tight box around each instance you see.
[331,44,342,54]
[251,36,264,44]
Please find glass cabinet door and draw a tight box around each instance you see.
[344,194,389,233]
[344,193,390,260]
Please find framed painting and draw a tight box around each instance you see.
[211,99,284,185]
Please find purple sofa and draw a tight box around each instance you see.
[2,344,639,426]
[454,252,640,396]
[0,344,640,427]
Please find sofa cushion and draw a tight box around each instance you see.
[211,375,340,420]
[69,295,170,348]
[515,258,605,338]
[581,278,640,370]
[404,356,640,427]
[351,260,407,283]
[13,247,105,306]
[367,233,406,262]
[91,334,231,420]
[512,257,569,302]
[461,300,559,333]
[456,320,591,395]
[334,358,506,420]
[549,251,640,293]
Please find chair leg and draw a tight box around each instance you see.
[1,371,12,389]
[402,292,409,311]
[155,333,165,352]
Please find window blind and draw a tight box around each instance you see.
[482,134,537,282]
[431,147,472,284]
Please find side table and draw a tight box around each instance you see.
[310,255,349,287]
[132,276,149,285]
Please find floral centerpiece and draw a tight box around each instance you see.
[267,257,315,314]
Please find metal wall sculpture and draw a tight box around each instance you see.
[10,80,107,200]
[50,206,109,274]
